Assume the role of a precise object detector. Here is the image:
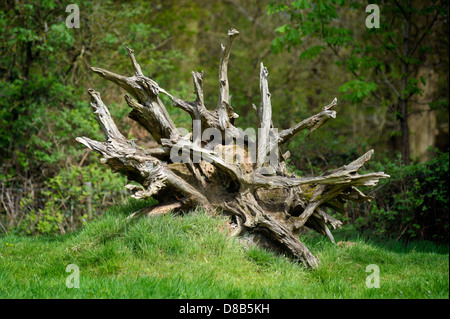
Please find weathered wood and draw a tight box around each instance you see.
[126,201,184,220]
[257,63,273,173]
[278,97,337,144]
[76,28,389,268]
[217,28,240,129]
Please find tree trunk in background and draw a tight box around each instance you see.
[401,2,412,166]
[408,63,439,163]
[400,99,411,166]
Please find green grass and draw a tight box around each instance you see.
[0,199,448,299]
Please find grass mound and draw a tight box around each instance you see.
[0,199,448,298]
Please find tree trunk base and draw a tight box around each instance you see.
[76,29,388,268]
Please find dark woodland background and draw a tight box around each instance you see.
[0,0,448,242]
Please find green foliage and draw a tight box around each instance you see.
[269,0,449,163]
[338,78,378,104]
[355,149,449,242]
[0,0,191,234]
[19,164,127,236]
[268,0,448,242]
[1,1,90,175]
[0,203,448,298]
[24,201,64,236]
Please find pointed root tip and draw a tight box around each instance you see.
[228,28,239,37]
[87,88,101,100]
[75,137,93,150]
[260,62,269,76]
[323,97,338,111]
[124,93,132,102]
[90,66,102,73]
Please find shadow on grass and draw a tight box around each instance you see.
[301,226,449,255]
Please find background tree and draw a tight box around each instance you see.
[269,0,449,165]
[0,0,198,234]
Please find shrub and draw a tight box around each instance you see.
[348,148,449,242]
[3,164,127,236]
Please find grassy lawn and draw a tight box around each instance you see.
[0,199,448,299]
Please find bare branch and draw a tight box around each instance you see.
[408,10,439,57]
[277,98,337,145]
[217,28,240,129]
[249,150,389,189]
[126,46,144,77]
[257,62,272,170]
[91,66,135,94]
[124,94,180,144]
[192,71,206,111]
[88,89,125,142]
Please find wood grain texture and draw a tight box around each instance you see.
[77,29,389,268]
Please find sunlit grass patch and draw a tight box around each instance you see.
[0,199,448,299]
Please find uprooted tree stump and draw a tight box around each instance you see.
[76,29,389,268]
